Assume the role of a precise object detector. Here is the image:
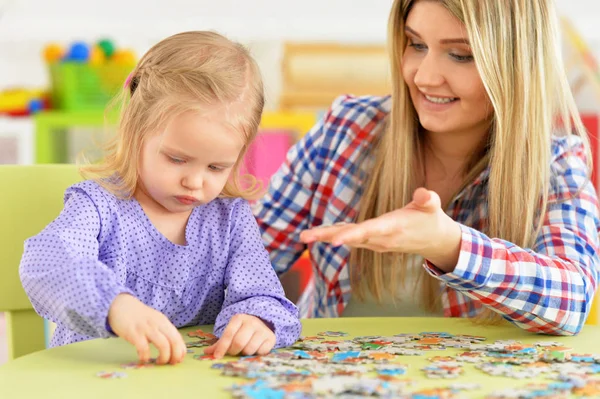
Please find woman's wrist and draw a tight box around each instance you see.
[422,217,462,273]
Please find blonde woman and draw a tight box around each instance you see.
[20,31,301,364]
[254,0,600,335]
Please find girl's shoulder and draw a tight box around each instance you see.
[191,197,256,242]
[64,180,122,216]
[197,197,249,220]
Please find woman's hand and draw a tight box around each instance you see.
[299,188,462,272]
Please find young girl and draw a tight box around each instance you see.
[254,0,600,334]
[19,31,301,364]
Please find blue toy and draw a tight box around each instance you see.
[27,99,44,114]
[66,42,90,62]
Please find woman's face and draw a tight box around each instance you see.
[401,1,493,137]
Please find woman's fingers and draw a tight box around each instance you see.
[300,223,356,243]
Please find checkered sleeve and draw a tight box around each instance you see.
[253,98,347,275]
[424,136,600,335]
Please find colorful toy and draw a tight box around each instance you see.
[43,38,137,110]
[89,46,105,66]
[65,41,90,63]
[42,43,64,63]
[111,49,136,66]
[97,39,116,59]
[0,88,50,116]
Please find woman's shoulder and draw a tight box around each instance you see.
[303,94,390,162]
[329,94,392,115]
[549,135,588,176]
[549,134,596,203]
[324,94,391,138]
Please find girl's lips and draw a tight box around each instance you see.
[175,196,198,205]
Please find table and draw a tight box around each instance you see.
[1,317,598,398]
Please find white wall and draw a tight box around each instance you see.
[555,0,600,42]
[0,0,599,109]
[0,0,393,107]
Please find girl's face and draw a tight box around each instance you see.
[136,109,244,214]
[401,1,493,138]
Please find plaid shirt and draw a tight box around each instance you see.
[253,95,600,335]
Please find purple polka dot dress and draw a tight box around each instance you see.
[19,181,301,348]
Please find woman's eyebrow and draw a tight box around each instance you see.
[405,25,470,45]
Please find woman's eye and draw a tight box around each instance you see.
[450,53,474,63]
[408,41,427,51]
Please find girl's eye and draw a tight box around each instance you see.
[168,156,185,164]
[209,165,224,172]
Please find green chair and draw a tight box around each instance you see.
[0,164,82,359]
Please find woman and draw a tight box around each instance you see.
[254,0,600,335]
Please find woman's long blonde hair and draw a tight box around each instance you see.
[81,31,264,200]
[351,0,590,321]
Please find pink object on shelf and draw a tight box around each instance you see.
[581,114,599,193]
[243,130,293,188]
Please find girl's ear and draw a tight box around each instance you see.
[125,72,139,96]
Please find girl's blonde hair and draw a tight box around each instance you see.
[81,31,264,199]
[351,0,590,322]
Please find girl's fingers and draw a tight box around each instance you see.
[146,329,171,365]
[240,334,265,356]
[227,325,255,356]
[160,323,186,364]
[131,334,151,364]
[256,336,276,356]
[211,316,243,359]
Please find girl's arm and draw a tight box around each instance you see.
[216,199,302,348]
[19,188,134,338]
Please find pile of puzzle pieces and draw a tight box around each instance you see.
[183,330,600,398]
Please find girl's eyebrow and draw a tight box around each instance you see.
[161,146,193,160]
[405,26,470,45]
[162,146,237,167]
[213,161,236,167]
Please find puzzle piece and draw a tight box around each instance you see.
[317,331,349,337]
[187,329,217,340]
[194,354,216,361]
[98,329,600,399]
[96,371,127,379]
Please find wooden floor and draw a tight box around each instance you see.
[0,313,7,366]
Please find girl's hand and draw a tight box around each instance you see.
[299,188,462,272]
[204,314,276,359]
[107,293,186,365]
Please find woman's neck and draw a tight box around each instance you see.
[423,127,489,177]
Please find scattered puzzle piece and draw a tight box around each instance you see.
[317,331,349,337]
[96,371,127,379]
[188,329,217,340]
[194,354,216,361]
[100,330,600,398]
